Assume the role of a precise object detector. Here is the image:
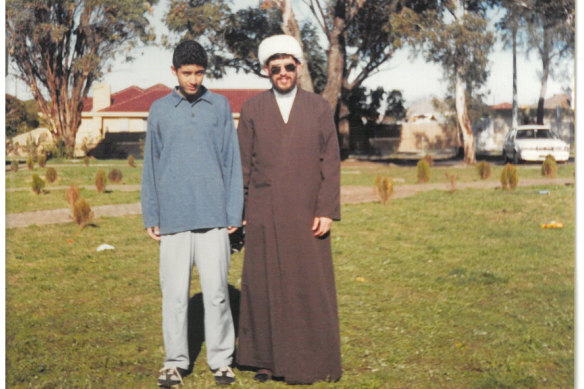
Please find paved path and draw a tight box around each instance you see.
[6,177,573,229]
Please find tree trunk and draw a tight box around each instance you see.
[321,0,345,113]
[337,95,350,153]
[511,24,519,130]
[537,27,551,125]
[321,0,348,152]
[453,0,475,164]
[281,0,314,92]
[455,74,476,164]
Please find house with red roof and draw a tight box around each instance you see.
[76,83,264,157]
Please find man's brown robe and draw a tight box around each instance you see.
[236,88,342,384]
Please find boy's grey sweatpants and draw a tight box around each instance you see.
[159,228,234,371]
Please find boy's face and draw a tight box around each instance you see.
[264,56,299,94]
[171,64,206,97]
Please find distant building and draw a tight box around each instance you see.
[75,84,264,157]
[474,93,574,155]
[367,96,458,158]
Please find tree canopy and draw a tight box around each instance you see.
[6,0,158,154]
[524,0,574,123]
[5,95,40,138]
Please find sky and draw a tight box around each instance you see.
[4,0,575,108]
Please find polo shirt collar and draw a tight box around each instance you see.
[171,86,212,107]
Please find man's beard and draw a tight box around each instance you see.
[272,78,297,94]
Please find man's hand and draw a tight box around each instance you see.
[227,227,239,234]
[146,226,161,241]
[312,217,333,237]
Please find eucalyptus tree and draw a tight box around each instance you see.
[524,0,574,124]
[289,0,439,151]
[164,0,325,91]
[6,0,158,155]
[164,0,437,153]
[495,0,530,130]
[399,0,494,164]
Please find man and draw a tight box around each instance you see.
[236,34,342,384]
[141,40,243,387]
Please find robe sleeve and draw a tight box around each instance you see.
[221,98,244,227]
[316,103,341,221]
[237,103,254,220]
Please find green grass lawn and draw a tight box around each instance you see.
[6,159,574,214]
[6,159,143,213]
[6,188,142,213]
[6,182,574,388]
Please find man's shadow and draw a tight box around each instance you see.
[185,284,240,374]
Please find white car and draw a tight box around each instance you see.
[502,125,570,163]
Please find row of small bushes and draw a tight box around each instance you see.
[31,167,58,194]
[20,157,136,229]
[30,168,124,195]
[29,180,95,228]
[11,154,137,172]
[374,154,560,203]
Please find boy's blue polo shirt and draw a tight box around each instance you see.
[141,87,243,235]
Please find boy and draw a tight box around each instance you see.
[141,40,243,387]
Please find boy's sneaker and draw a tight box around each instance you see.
[213,366,236,385]
[157,366,184,388]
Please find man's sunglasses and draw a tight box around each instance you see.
[270,63,297,75]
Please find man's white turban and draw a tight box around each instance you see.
[258,34,303,66]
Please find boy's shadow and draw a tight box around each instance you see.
[186,284,240,374]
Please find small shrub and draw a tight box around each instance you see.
[25,134,39,160]
[423,154,434,167]
[84,156,90,167]
[417,158,431,183]
[108,168,123,183]
[128,155,136,167]
[95,169,107,192]
[10,160,19,172]
[501,163,518,190]
[45,167,57,183]
[66,184,80,206]
[72,198,94,228]
[375,175,394,204]
[48,138,71,159]
[38,153,47,168]
[26,156,34,170]
[541,155,557,178]
[31,174,45,194]
[445,172,458,193]
[476,161,491,180]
